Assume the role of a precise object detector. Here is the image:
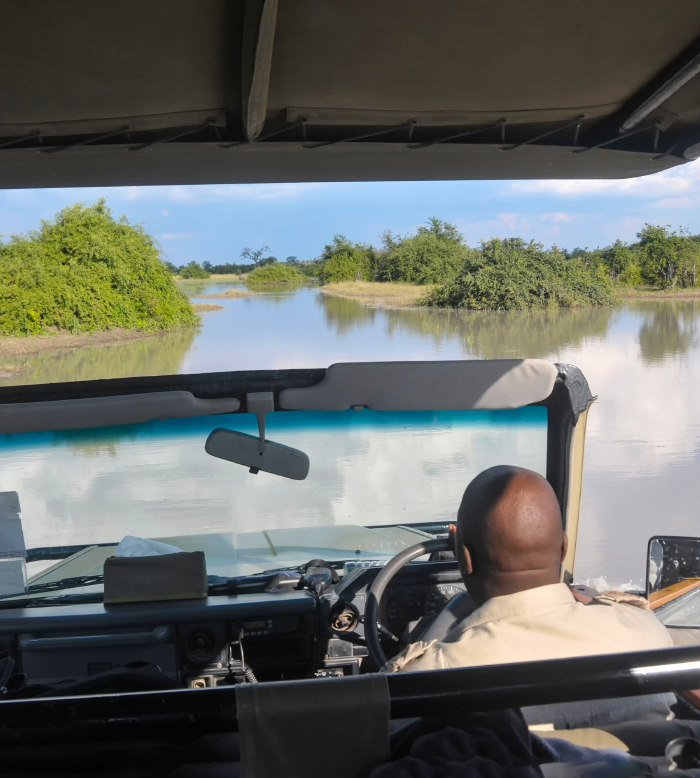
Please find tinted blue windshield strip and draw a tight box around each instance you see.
[0,407,547,451]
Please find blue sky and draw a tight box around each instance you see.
[2,160,700,266]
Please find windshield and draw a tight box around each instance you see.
[2,406,547,582]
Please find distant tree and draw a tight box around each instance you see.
[424,237,618,310]
[318,235,375,283]
[375,218,468,284]
[635,224,697,289]
[241,245,273,267]
[247,264,306,284]
[202,261,213,271]
[285,255,297,263]
[163,260,179,275]
[601,240,635,282]
[179,261,210,279]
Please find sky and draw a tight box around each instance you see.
[2,159,700,267]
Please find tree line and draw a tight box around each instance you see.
[312,220,700,309]
[169,218,700,309]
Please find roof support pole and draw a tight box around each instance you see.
[241,0,279,141]
[620,38,700,132]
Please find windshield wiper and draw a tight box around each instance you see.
[0,592,104,610]
[25,575,104,595]
[0,575,105,602]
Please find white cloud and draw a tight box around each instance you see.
[161,208,169,217]
[18,182,333,208]
[108,182,331,205]
[541,212,576,223]
[652,197,694,209]
[511,158,700,198]
[161,232,198,241]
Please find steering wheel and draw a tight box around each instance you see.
[365,538,452,668]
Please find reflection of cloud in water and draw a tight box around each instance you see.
[0,411,546,549]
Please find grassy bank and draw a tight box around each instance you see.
[176,273,247,282]
[620,287,700,300]
[320,281,430,307]
[192,304,224,313]
[194,289,255,299]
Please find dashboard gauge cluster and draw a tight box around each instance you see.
[384,583,464,634]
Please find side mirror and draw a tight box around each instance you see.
[647,535,700,596]
[205,428,310,480]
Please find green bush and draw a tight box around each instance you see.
[246,263,306,284]
[318,236,374,283]
[179,262,210,279]
[375,218,468,284]
[0,200,198,336]
[424,238,619,310]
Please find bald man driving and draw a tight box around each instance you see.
[386,465,671,673]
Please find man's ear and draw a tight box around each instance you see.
[462,544,474,576]
[561,531,569,563]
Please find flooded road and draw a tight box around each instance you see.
[2,280,699,588]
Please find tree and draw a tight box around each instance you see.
[0,200,197,335]
[601,240,635,282]
[179,261,210,279]
[374,218,469,284]
[637,224,689,289]
[241,245,273,266]
[424,237,618,310]
[318,235,375,283]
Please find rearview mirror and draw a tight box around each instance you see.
[205,428,310,480]
[647,535,700,595]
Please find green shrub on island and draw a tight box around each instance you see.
[375,218,468,285]
[0,200,198,336]
[179,261,210,279]
[246,263,306,284]
[317,235,375,283]
[424,238,619,310]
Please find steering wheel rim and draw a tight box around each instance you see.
[365,538,451,668]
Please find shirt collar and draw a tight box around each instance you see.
[459,583,576,631]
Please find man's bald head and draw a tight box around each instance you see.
[455,466,567,606]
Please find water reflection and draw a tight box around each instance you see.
[0,328,198,387]
[635,301,699,364]
[319,293,617,358]
[316,293,381,334]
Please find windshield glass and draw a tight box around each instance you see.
[2,406,547,581]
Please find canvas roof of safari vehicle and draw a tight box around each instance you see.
[3,0,700,187]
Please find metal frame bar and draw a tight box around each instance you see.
[1,644,699,745]
[304,120,417,149]
[621,41,700,132]
[409,119,507,149]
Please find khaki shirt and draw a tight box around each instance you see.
[386,583,672,673]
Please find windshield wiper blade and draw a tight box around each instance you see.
[18,575,104,597]
[207,570,302,596]
[0,592,104,609]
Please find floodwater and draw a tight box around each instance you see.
[2,280,700,587]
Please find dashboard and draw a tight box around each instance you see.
[384,584,465,635]
[0,562,468,693]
